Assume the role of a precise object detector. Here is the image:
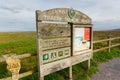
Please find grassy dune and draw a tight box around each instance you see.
[0,30,120,80]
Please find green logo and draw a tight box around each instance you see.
[68,8,75,19]
[43,54,49,60]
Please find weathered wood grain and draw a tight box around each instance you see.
[40,58,71,76]
[39,38,71,50]
[93,43,120,53]
[36,8,92,24]
[37,22,71,38]
[93,37,120,43]
[0,71,33,80]
[0,53,31,63]
[74,49,92,55]
[71,52,92,65]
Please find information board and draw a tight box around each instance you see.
[74,26,91,54]
[36,8,93,80]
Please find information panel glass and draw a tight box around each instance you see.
[74,26,91,53]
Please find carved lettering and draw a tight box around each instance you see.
[40,38,70,50]
[37,8,92,24]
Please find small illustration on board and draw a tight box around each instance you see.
[43,54,49,60]
[64,49,69,55]
[58,51,63,57]
[51,52,57,59]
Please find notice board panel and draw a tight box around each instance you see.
[73,26,91,55]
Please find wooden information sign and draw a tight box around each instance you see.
[36,8,93,80]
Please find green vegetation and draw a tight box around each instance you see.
[0,32,36,56]
[93,30,120,41]
[0,31,120,80]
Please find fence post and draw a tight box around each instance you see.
[119,37,120,49]
[108,36,111,53]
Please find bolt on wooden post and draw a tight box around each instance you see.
[36,8,93,80]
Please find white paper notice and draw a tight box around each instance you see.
[74,28,84,37]
[74,28,84,51]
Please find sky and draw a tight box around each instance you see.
[0,0,120,32]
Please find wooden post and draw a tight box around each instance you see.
[87,59,90,69]
[108,36,111,53]
[119,38,120,49]
[36,11,44,80]
[69,66,72,80]
[69,22,73,80]
[40,76,44,80]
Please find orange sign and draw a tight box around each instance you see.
[84,28,91,40]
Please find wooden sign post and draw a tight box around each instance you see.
[6,57,21,80]
[36,8,93,80]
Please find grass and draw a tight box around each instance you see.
[0,32,36,56]
[93,30,120,41]
[0,30,120,80]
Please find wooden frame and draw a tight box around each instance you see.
[36,8,93,80]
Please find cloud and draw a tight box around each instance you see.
[0,0,120,31]
[0,6,21,13]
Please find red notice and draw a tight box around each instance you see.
[84,28,91,40]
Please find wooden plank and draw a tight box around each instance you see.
[40,47,71,64]
[37,22,71,38]
[93,43,120,53]
[0,53,31,63]
[40,58,71,76]
[110,43,120,48]
[0,71,33,80]
[19,71,33,78]
[39,38,71,50]
[36,8,92,24]
[71,52,92,65]
[93,39,110,43]
[93,46,110,53]
[110,37,120,40]
[93,37,120,44]
[74,49,92,56]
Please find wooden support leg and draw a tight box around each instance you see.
[69,66,72,80]
[87,59,90,69]
[39,69,44,80]
[40,76,44,80]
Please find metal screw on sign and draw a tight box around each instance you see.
[6,56,21,80]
